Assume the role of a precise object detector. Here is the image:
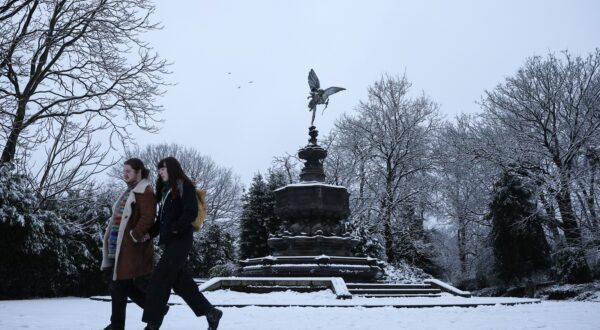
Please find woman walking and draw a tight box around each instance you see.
[143,157,223,330]
[101,158,157,330]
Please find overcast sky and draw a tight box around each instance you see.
[134,0,600,185]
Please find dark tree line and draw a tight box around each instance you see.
[239,170,287,260]
[487,170,551,283]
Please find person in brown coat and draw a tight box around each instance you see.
[101,158,157,330]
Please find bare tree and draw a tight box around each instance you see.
[0,0,169,165]
[120,143,243,227]
[334,74,441,263]
[271,152,301,184]
[464,113,566,240]
[327,121,375,227]
[28,114,117,207]
[433,115,497,281]
[481,50,600,249]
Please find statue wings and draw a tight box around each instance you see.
[307,69,345,105]
[307,69,346,126]
[308,69,320,91]
[322,86,345,99]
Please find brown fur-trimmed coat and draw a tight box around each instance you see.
[101,179,156,280]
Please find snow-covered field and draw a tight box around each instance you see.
[0,290,598,330]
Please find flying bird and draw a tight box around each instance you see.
[307,69,345,126]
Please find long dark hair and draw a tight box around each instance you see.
[156,157,194,200]
[124,158,150,179]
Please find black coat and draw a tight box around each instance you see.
[150,180,198,245]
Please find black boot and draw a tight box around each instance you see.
[206,307,223,330]
[142,306,168,330]
[144,324,159,330]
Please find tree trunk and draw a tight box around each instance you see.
[1,102,27,163]
[1,130,19,163]
[457,214,468,277]
[588,163,600,228]
[555,174,592,282]
[382,195,395,263]
[539,192,562,244]
[555,176,584,245]
[586,194,599,229]
[575,191,591,229]
[382,157,396,263]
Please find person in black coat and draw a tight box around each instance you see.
[142,157,223,330]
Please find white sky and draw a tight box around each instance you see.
[134,0,600,185]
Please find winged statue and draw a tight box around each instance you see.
[307,69,345,126]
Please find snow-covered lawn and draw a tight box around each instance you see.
[0,290,598,330]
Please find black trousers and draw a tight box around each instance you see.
[142,234,213,326]
[109,275,148,330]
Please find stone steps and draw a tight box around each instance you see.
[227,285,329,293]
[197,277,471,299]
[347,283,434,290]
[349,288,442,295]
[352,293,442,298]
[347,283,442,298]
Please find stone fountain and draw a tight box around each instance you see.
[239,126,383,281]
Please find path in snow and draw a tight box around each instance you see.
[0,291,598,330]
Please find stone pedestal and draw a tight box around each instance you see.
[240,126,383,281]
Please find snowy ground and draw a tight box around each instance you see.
[1,290,598,330]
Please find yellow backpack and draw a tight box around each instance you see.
[192,188,207,231]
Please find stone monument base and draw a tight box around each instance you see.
[239,255,383,282]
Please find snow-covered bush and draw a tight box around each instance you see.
[381,260,432,283]
[188,221,236,278]
[553,247,593,284]
[208,261,239,278]
[350,218,385,259]
[392,227,438,276]
[0,164,110,298]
